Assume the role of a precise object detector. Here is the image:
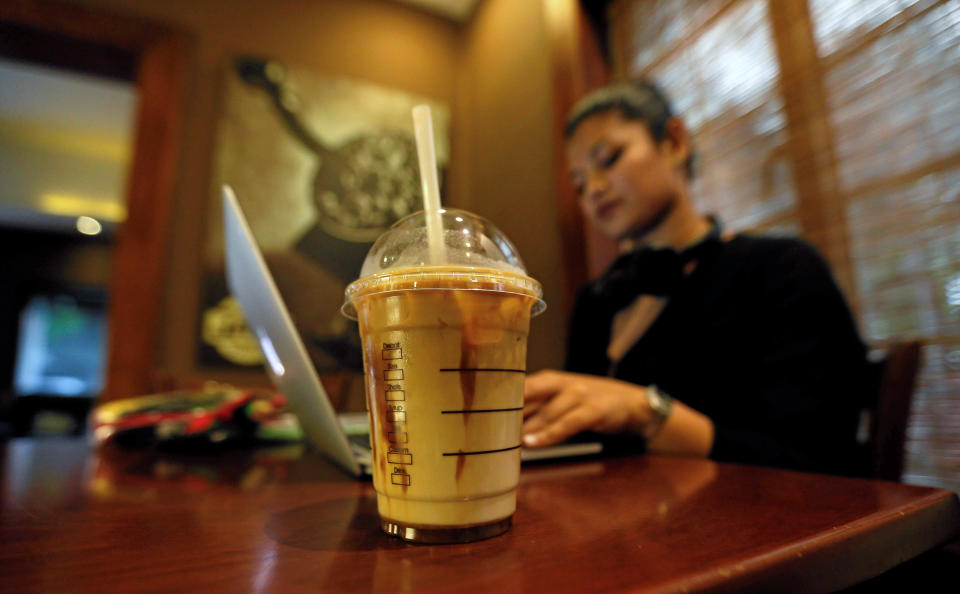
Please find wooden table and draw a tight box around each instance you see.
[1,438,957,593]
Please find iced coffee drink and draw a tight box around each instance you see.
[343,210,544,543]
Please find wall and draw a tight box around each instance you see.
[65,0,566,381]
[453,0,567,372]
[67,0,464,384]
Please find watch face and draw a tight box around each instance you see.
[312,131,424,243]
[647,388,661,410]
[642,386,672,440]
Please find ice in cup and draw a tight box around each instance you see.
[342,208,545,544]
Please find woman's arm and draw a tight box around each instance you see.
[703,240,867,473]
[524,240,866,473]
[522,370,714,457]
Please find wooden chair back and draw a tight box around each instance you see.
[864,340,923,481]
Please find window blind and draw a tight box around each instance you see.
[611,0,960,489]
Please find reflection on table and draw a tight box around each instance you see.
[1,438,957,592]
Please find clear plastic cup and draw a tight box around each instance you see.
[342,208,545,543]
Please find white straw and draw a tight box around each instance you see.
[412,104,445,265]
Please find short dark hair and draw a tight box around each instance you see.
[565,80,695,178]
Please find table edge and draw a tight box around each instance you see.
[658,487,960,594]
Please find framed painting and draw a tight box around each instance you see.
[199,55,450,382]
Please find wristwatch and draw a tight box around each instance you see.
[642,385,673,441]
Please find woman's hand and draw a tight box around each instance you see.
[522,370,652,448]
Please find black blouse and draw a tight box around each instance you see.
[565,235,868,475]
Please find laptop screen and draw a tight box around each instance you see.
[221,185,362,476]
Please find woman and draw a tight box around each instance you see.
[522,81,868,475]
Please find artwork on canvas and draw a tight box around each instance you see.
[199,55,450,374]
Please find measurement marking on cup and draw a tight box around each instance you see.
[387,452,413,464]
[381,343,412,478]
[441,407,523,414]
[439,368,526,373]
[442,444,522,456]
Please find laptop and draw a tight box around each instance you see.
[222,185,601,477]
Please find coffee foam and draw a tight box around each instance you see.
[343,265,544,320]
